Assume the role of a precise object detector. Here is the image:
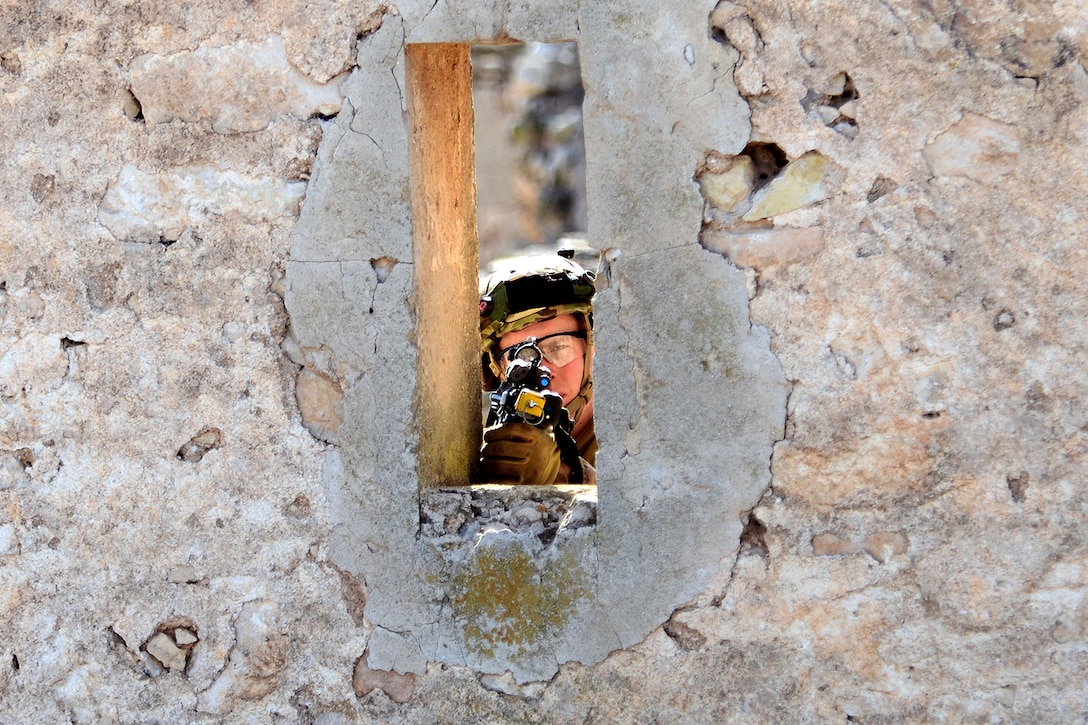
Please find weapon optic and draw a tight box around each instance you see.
[489,340,563,428]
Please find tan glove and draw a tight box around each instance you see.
[480,422,561,485]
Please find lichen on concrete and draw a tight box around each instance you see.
[447,533,590,661]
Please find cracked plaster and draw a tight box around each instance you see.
[283,3,785,683]
[5,0,1084,719]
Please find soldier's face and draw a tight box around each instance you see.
[499,314,586,407]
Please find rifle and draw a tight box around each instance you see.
[487,339,584,483]
[488,340,563,428]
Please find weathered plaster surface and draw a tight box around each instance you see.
[281,2,783,684]
[2,0,1087,721]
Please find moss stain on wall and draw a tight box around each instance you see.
[449,542,590,660]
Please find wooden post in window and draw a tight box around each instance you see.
[407,44,481,486]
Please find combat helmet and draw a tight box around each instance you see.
[479,250,596,422]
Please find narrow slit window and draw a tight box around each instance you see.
[473,42,597,488]
[410,41,597,538]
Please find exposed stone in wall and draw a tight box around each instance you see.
[294,367,344,444]
[2,0,1088,721]
[99,164,307,243]
[198,600,290,714]
[353,649,417,703]
[923,112,1021,182]
[704,0,1088,719]
[129,37,346,132]
[0,3,367,721]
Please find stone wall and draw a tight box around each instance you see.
[2,0,1087,722]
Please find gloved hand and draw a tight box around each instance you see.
[480,422,561,485]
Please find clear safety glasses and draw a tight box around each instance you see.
[498,331,587,370]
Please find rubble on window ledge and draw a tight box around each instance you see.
[419,484,597,548]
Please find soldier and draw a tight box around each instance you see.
[478,251,596,485]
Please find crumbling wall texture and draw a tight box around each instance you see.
[1,0,1087,722]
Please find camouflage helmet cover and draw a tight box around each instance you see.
[479,253,596,386]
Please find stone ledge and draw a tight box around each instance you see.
[419,485,597,548]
